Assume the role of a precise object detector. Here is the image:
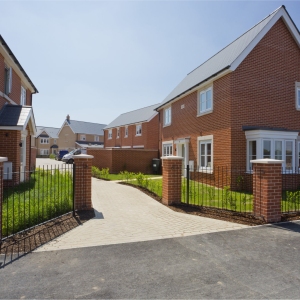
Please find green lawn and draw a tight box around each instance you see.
[2,168,73,238]
[105,174,162,181]
[129,177,300,214]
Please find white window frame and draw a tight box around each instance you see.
[4,66,12,95]
[162,140,173,157]
[296,82,300,110]
[108,129,112,139]
[164,106,171,127]
[54,139,57,144]
[125,126,128,138]
[197,135,213,173]
[197,86,213,116]
[40,138,49,144]
[40,149,49,155]
[80,134,86,141]
[245,130,298,172]
[20,86,26,105]
[136,124,142,136]
[117,128,120,139]
[94,135,99,142]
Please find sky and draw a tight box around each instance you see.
[1,0,300,128]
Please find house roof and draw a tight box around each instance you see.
[66,119,106,135]
[104,103,160,129]
[36,126,60,138]
[156,5,300,110]
[0,104,36,134]
[0,35,38,94]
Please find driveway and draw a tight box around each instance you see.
[0,221,300,298]
[36,178,248,251]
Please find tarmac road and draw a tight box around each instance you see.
[1,221,300,299]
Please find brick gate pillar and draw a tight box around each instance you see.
[161,156,183,205]
[0,157,8,241]
[73,154,94,211]
[251,159,283,223]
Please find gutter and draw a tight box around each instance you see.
[155,65,231,111]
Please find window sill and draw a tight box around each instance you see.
[163,123,171,128]
[124,136,128,138]
[197,110,213,117]
[135,134,142,137]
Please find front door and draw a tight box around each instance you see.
[176,139,189,177]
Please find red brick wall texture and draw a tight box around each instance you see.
[87,148,159,174]
[104,114,159,150]
[159,18,300,170]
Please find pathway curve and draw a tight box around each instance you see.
[36,178,249,251]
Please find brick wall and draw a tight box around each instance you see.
[31,147,37,169]
[104,115,159,150]
[87,148,159,174]
[160,17,300,172]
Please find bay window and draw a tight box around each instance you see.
[245,130,298,172]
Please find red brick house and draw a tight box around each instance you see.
[104,103,159,150]
[156,6,300,174]
[0,35,38,182]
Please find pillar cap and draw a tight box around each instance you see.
[250,159,284,164]
[161,156,183,160]
[73,154,94,159]
[0,157,8,163]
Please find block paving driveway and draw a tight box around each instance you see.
[36,178,249,251]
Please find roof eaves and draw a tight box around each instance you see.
[0,35,38,94]
[156,65,231,111]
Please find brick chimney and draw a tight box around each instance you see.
[66,114,70,121]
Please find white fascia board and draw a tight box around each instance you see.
[231,8,300,71]
[0,126,23,130]
[0,46,36,93]
[147,111,159,122]
[157,69,231,111]
[23,109,37,135]
[245,129,299,140]
[57,120,75,137]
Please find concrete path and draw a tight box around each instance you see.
[36,178,249,251]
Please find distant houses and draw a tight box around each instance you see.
[35,115,106,156]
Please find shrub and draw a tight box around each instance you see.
[49,153,56,159]
[119,170,135,182]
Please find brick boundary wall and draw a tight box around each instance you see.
[161,156,183,205]
[73,154,94,211]
[87,148,159,174]
[0,157,8,240]
[251,159,283,223]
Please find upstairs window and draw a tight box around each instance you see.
[80,135,86,141]
[40,138,49,144]
[108,129,112,139]
[125,126,128,138]
[117,128,120,139]
[198,87,212,115]
[20,86,26,105]
[4,67,12,95]
[136,124,142,136]
[164,107,171,126]
[297,87,300,109]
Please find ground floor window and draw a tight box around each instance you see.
[162,143,173,156]
[40,149,49,155]
[197,135,213,172]
[245,130,299,172]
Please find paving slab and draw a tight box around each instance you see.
[36,178,249,251]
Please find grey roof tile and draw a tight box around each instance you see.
[67,120,106,135]
[36,126,60,138]
[157,6,283,108]
[0,104,32,127]
[104,103,159,129]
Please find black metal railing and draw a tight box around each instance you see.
[181,165,254,214]
[1,164,74,242]
[282,169,300,214]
